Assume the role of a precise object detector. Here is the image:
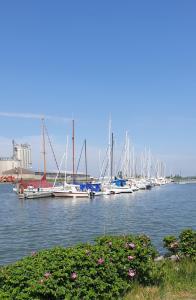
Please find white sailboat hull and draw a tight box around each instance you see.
[53,191,89,198]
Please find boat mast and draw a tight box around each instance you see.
[148,148,151,179]
[110,132,114,181]
[84,139,88,182]
[72,119,75,183]
[65,135,69,186]
[123,131,128,178]
[98,149,101,175]
[108,117,112,181]
[132,145,135,178]
[42,118,47,176]
[44,123,60,173]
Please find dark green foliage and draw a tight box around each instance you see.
[0,234,160,300]
[163,229,196,259]
[179,229,196,258]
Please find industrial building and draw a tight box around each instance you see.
[13,140,32,169]
[0,157,19,175]
[0,140,32,175]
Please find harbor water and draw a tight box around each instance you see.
[0,183,195,265]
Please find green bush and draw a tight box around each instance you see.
[179,229,196,258]
[163,229,196,259]
[0,234,161,300]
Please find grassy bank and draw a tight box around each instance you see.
[125,259,196,300]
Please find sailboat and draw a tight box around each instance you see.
[24,118,54,199]
[100,122,132,195]
[53,120,90,198]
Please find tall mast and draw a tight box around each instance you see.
[84,139,88,182]
[98,149,101,175]
[148,148,151,179]
[44,124,60,173]
[127,134,130,178]
[124,131,128,178]
[65,135,69,185]
[132,145,135,178]
[42,118,46,176]
[72,119,75,183]
[108,117,112,179]
[110,132,114,181]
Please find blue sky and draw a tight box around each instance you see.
[0,0,196,175]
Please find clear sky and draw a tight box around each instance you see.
[0,0,196,176]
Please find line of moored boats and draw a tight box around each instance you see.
[15,177,170,199]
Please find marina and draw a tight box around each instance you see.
[0,182,195,266]
[8,118,169,200]
[0,1,196,298]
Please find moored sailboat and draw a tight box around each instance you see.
[53,120,90,198]
[21,118,54,199]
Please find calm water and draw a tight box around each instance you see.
[0,183,195,265]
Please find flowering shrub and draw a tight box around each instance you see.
[163,229,196,259]
[0,234,161,300]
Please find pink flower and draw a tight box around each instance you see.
[97,258,104,265]
[44,272,51,279]
[128,243,135,249]
[71,272,77,280]
[128,255,134,261]
[128,269,136,278]
[108,241,112,246]
[31,251,36,256]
